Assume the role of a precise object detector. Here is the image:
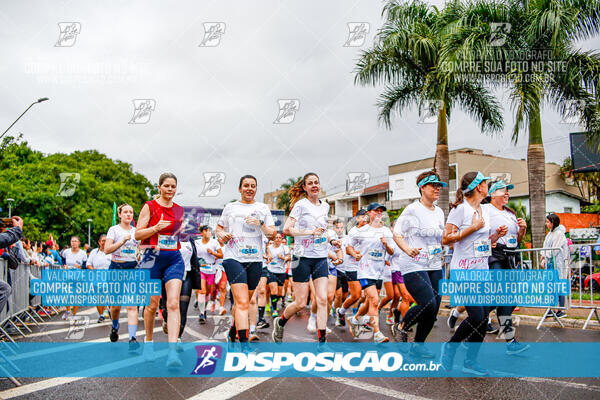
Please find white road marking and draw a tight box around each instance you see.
[185,377,271,400]
[520,377,600,392]
[327,377,434,400]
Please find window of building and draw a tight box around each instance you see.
[564,207,573,213]
[449,164,458,192]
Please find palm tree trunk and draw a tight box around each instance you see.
[435,102,450,216]
[527,108,546,248]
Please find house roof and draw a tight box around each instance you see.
[363,182,389,195]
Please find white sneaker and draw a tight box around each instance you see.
[307,317,316,333]
[166,349,183,368]
[143,341,155,362]
[374,331,390,343]
[326,326,332,334]
[176,338,183,353]
[219,307,227,316]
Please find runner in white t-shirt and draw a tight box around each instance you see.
[265,233,291,317]
[346,203,393,343]
[272,173,332,345]
[62,236,87,319]
[87,234,112,323]
[216,175,276,345]
[440,171,507,376]
[215,240,228,316]
[104,203,140,351]
[194,226,222,323]
[330,219,349,328]
[392,171,446,356]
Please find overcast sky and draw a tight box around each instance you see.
[1,0,597,208]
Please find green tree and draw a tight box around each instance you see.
[354,0,504,216]
[441,0,600,247]
[0,135,156,245]
[276,177,301,215]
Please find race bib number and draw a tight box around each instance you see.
[157,235,177,250]
[314,235,327,248]
[120,244,137,260]
[270,261,278,266]
[239,245,258,258]
[506,235,518,248]
[473,239,491,257]
[368,248,384,261]
[427,245,443,261]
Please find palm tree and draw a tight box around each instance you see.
[276,177,301,215]
[354,0,504,216]
[442,0,600,247]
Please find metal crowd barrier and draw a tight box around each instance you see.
[568,243,600,330]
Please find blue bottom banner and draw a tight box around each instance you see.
[1,342,599,378]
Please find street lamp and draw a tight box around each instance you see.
[86,219,93,245]
[0,97,50,141]
[6,199,14,218]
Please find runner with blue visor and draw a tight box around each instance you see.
[417,174,448,188]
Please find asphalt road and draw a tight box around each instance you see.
[0,304,599,400]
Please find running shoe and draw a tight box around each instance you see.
[462,360,490,376]
[506,340,530,355]
[62,311,71,320]
[326,326,332,334]
[162,320,168,334]
[391,322,398,338]
[385,315,394,326]
[249,332,260,342]
[440,342,456,372]
[335,308,346,327]
[307,317,316,333]
[555,311,567,318]
[348,317,361,338]
[397,327,409,343]
[176,338,184,353]
[373,331,389,343]
[219,307,227,316]
[143,341,155,362]
[198,313,206,324]
[362,323,373,332]
[272,317,284,343]
[103,309,110,319]
[487,323,499,334]
[128,337,140,353]
[193,300,198,309]
[97,316,105,323]
[447,311,458,330]
[272,310,279,318]
[109,327,119,342]
[256,319,270,330]
[409,343,435,359]
[286,295,293,303]
[166,350,183,368]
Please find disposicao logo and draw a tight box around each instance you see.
[191,345,223,375]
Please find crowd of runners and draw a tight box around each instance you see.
[57,169,533,375]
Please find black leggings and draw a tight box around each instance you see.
[489,260,516,317]
[401,269,443,342]
[450,305,489,362]
[161,272,193,338]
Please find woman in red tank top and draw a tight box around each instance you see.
[135,172,185,367]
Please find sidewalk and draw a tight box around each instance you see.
[437,304,600,331]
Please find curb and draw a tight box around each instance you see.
[437,307,600,331]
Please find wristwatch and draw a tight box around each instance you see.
[259,219,264,227]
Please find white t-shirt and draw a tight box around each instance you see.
[267,244,289,274]
[180,241,193,272]
[388,240,402,273]
[218,201,275,263]
[483,204,519,248]
[447,201,492,270]
[349,224,393,280]
[334,236,346,272]
[194,238,220,274]
[87,248,112,270]
[216,243,225,271]
[106,225,138,263]
[63,248,87,268]
[289,198,330,258]
[342,232,359,272]
[394,201,445,274]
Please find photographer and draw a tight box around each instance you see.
[0,216,24,314]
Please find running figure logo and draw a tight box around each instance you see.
[57,173,80,197]
[191,345,223,375]
[199,172,226,197]
[129,99,156,124]
[559,100,586,124]
[489,23,511,46]
[199,22,226,47]
[346,172,370,194]
[209,315,233,339]
[418,100,443,124]
[274,99,300,124]
[65,316,89,340]
[55,22,81,47]
[343,22,370,47]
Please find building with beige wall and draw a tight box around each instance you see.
[387,148,584,213]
